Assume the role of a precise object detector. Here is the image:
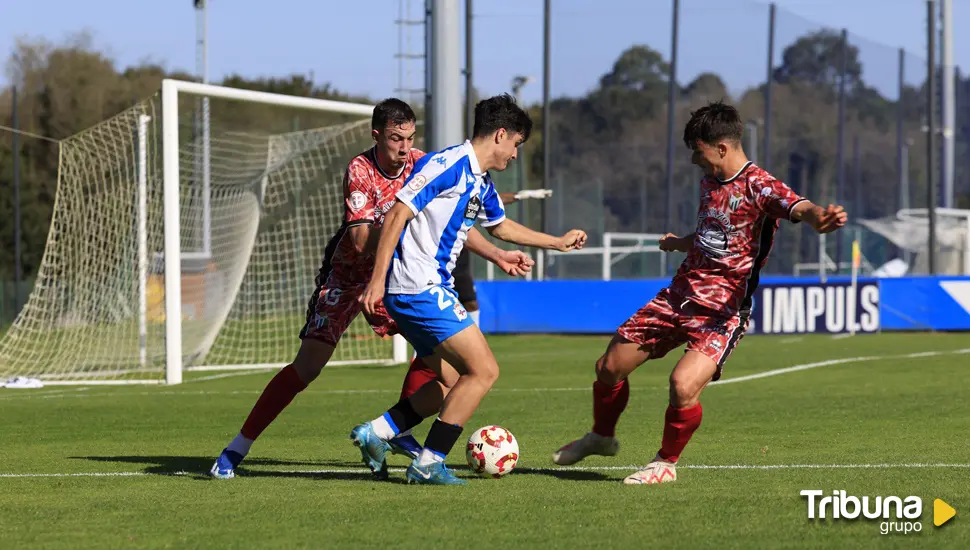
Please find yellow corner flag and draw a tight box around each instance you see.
[934,499,956,527]
[851,240,861,269]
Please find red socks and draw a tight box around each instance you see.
[238,358,436,442]
[592,379,630,437]
[240,365,308,440]
[399,357,438,400]
[658,403,703,463]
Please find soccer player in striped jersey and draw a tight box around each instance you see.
[210,98,534,479]
[351,94,587,485]
[552,101,847,484]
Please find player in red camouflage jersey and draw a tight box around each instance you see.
[553,101,847,484]
[211,99,534,479]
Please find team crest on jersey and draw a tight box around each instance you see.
[463,196,482,227]
[695,209,737,259]
[408,174,427,191]
[349,190,368,212]
[728,192,744,212]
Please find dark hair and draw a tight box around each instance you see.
[472,93,532,142]
[372,98,416,132]
[682,101,743,149]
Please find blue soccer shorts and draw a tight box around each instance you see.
[384,285,475,358]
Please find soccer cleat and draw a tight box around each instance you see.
[552,432,620,466]
[350,423,391,479]
[209,448,244,479]
[621,458,677,485]
[388,433,423,460]
[405,461,467,486]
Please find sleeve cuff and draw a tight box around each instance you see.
[480,215,506,228]
[787,198,808,223]
[399,198,420,216]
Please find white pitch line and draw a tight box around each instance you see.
[3,347,969,401]
[185,371,270,383]
[710,347,970,386]
[2,463,970,479]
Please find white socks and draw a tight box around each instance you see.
[227,433,254,457]
[416,447,445,467]
[370,414,397,440]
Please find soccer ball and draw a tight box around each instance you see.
[465,425,519,478]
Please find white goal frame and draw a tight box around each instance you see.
[159,79,407,385]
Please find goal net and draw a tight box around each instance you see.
[0,80,407,385]
[858,208,970,276]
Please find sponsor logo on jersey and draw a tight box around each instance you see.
[695,209,736,259]
[463,196,482,227]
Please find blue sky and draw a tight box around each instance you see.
[1,0,966,105]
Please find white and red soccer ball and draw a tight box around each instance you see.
[465,425,519,478]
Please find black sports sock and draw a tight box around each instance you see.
[423,418,464,459]
[385,398,424,434]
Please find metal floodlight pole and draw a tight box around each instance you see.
[941,0,954,208]
[834,28,848,272]
[542,0,551,237]
[429,0,462,150]
[512,76,533,225]
[465,0,474,137]
[665,0,680,241]
[927,0,938,274]
[12,86,23,315]
[763,3,776,172]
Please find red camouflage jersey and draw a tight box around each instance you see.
[668,161,806,316]
[314,147,425,289]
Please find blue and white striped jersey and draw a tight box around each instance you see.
[387,140,506,294]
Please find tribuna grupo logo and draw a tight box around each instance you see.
[800,490,923,535]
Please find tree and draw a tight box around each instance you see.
[683,73,729,105]
[773,30,862,94]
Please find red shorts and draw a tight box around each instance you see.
[616,288,749,381]
[299,285,398,347]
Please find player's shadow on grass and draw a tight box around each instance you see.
[511,467,613,482]
[70,455,364,477]
[219,469,386,482]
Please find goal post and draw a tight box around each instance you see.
[0,79,408,386]
[159,80,410,383]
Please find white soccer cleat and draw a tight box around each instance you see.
[622,458,677,485]
[552,432,619,466]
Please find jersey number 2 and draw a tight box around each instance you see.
[429,287,453,310]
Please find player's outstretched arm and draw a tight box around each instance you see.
[791,201,848,234]
[359,201,414,315]
[465,228,535,277]
[486,218,587,252]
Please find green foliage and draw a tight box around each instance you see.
[0,31,968,280]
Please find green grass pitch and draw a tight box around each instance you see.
[1,332,968,548]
